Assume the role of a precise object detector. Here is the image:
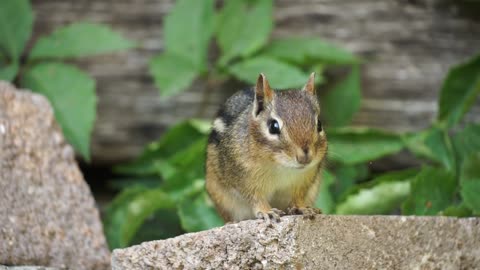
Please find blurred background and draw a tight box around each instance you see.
[6,0,479,249]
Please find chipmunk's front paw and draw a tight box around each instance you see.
[255,208,285,223]
[287,207,321,219]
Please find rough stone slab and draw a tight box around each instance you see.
[0,82,110,269]
[0,266,58,270]
[112,215,480,270]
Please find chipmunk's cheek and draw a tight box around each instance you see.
[273,152,296,168]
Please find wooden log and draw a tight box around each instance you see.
[30,0,480,164]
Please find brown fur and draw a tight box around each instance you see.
[206,73,327,222]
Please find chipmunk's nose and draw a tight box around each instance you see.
[296,147,311,165]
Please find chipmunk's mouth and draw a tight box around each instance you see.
[274,153,315,169]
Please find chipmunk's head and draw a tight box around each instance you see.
[250,73,327,169]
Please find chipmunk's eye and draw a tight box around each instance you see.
[317,119,323,133]
[268,119,280,135]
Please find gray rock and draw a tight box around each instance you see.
[0,266,58,270]
[0,82,110,269]
[112,215,480,270]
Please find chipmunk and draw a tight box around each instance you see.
[206,73,327,223]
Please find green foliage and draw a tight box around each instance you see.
[263,37,359,66]
[402,167,456,215]
[216,0,273,66]
[106,1,480,250]
[438,54,480,127]
[405,128,456,172]
[0,1,134,160]
[178,191,224,232]
[164,0,214,71]
[315,170,336,214]
[105,121,223,249]
[453,124,480,163]
[460,153,480,214]
[0,0,33,59]
[29,22,134,59]
[22,63,96,159]
[149,53,199,97]
[0,59,18,81]
[149,0,359,107]
[104,187,176,249]
[336,169,417,215]
[327,127,405,165]
[228,57,316,89]
[322,66,361,127]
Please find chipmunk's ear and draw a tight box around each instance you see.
[253,73,274,116]
[302,72,316,95]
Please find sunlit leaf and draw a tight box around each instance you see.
[263,37,358,66]
[149,52,199,97]
[164,0,214,70]
[217,0,273,66]
[336,169,417,215]
[228,56,321,89]
[30,22,134,60]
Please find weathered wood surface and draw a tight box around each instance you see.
[30,0,480,164]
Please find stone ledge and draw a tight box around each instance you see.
[112,215,480,270]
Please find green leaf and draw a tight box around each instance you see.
[453,124,480,163]
[335,169,417,215]
[315,170,336,214]
[405,127,456,172]
[217,0,273,66]
[460,153,480,214]
[333,164,369,202]
[228,57,321,89]
[178,191,223,232]
[263,37,358,66]
[402,167,456,216]
[327,127,405,165]
[116,120,209,176]
[21,62,96,160]
[164,0,214,70]
[438,54,480,127]
[322,66,361,127]
[0,0,33,59]
[0,59,19,81]
[160,138,208,201]
[149,52,199,97]
[30,22,134,60]
[441,204,473,217]
[104,187,176,249]
[128,209,183,246]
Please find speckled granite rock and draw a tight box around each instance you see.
[0,266,58,270]
[112,215,480,270]
[0,82,110,269]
